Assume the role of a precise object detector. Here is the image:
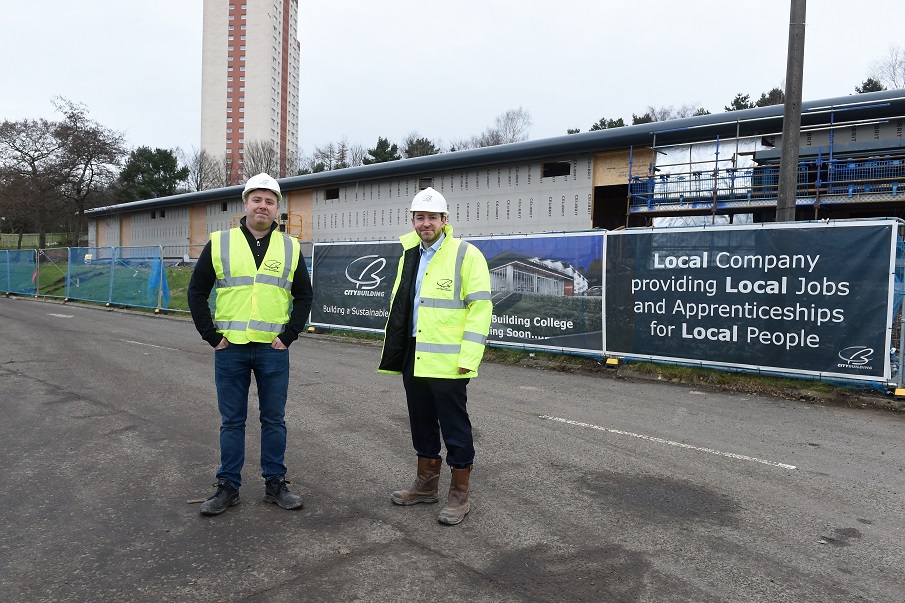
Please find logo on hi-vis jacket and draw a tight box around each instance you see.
[436,279,452,292]
[263,260,282,272]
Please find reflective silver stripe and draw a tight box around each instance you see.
[419,297,466,309]
[217,276,254,288]
[462,330,487,345]
[256,274,292,290]
[215,320,247,331]
[453,241,469,301]
[465,290,491,302]
[219,229,232,277]
[415,341,461,355]
[248,319,286,332]
[280,234,294,281]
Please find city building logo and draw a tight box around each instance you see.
[837,346,874,371]
[345,255,386,290]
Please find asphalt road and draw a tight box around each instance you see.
[1,296,903,603]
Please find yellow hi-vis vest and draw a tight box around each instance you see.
[380,224,493,378]
[210,227,300,344]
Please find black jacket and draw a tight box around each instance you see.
[377,244,420,372]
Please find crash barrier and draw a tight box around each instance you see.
[308,219,905,389]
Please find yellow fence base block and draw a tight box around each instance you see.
[894,388,905,397]
[605,358,620,367]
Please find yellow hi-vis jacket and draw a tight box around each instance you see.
[378,223,493,378]
[211,228,300,344]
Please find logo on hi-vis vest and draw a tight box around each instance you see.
[436,279,452,291]
[263,259,282,272]
[837,346,874,371]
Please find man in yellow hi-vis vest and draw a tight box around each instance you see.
[188,173,312,516]
[378,187,493,525]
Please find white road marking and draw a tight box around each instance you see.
[48,313,73,318]
[122,340,181,351]
[539,415,797,470]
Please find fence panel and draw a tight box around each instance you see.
[110,246,167,310]
[4,250,38,295]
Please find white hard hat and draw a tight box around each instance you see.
[410,187,447,214]
[242,173,282,204]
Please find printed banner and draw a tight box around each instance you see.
[604,221,896,380]
[469,232,603,353]
[309,241,400,330]
[310,232,605,354]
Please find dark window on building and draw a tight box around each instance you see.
[222,202,229,212]
[159,210,166,218]
[419,177,433,190]
[150,211,156,219]
[325,187,340,200]
[542,162,571,178]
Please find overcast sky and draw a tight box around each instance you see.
[2,0,902,158]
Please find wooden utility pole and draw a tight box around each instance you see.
[776,0,807,222]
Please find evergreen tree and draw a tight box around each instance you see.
[725,93,755,111]
[589,117,625,131]
[855,77,886,93]
[362,137,400,164]
[116,146,189,202]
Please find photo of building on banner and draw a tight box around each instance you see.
[309,232,605,355]
[468,232,603,354]
[604,220,899,381]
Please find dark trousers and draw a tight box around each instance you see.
[402,339,475,469]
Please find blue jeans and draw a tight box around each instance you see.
[214,342,290,487]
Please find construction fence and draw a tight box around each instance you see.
[3,222,904,390]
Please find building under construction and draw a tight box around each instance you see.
[86,88,905,255]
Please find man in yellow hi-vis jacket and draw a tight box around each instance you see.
[188,173,312,516]
[378,187,492,525]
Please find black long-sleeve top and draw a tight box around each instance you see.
[187,219,313,348]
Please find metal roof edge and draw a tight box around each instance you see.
[86,88,905,217]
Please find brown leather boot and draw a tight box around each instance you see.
[438,466,471,525]
[391,456,442,505]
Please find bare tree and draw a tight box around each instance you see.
[448,108,534,150]
[241,140,281,179]
[304,138,367,171]
[872,44,905,89]
[0,116,68,248]
[494,107,532,144]
[209,153,240,187]
[179,147,219,192]
[474,128,503,148]
[0,172,36,247]
[53,97,126,242]
[447,137,477,152]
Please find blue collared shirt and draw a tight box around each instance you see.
[412,232,445,336]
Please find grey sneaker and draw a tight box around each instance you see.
[264,477,304,510]
[200,480,240,515]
